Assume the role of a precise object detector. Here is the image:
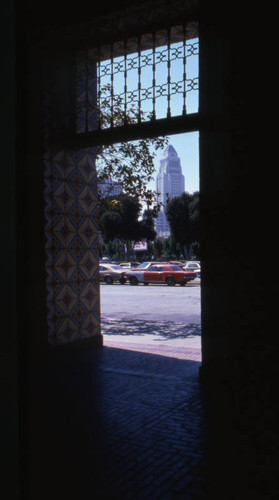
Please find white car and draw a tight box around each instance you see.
[183,261,201,278]
[119,262,140,269]
[99,263,127,285]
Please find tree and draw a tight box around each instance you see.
[165,192,200,260]
[153,238,163,259]
[99,195,157,260]
[140,208,157,243]
[96,84,169,206]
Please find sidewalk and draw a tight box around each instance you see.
[102,316,202,361]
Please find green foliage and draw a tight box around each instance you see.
[99,194,157,245]
[100,235,199,262]
[96,84,169,205]
[165,192,200,259]
[152,238,163,259]
[100,240,126,261]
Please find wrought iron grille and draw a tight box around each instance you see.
[76,22,198,142]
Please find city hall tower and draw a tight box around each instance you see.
[156,145,185,238]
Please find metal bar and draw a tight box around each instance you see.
[152,31,156,120]
[183,24,187,116]
[110,43,114,128]
[167,27,171,118]
[51,113,200,150]
[97,46,101,130]
[138,35,141,123]
[124,39,127,125]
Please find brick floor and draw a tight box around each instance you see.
[89,346,208,499]
[103,339,202,361]
[30,341,208,499]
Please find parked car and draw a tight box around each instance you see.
[99,257,111,263]
[119,262,140,269]
[169,261,185,268]
[183,261,201,278]
[124,264,196,286]
[129,261,169,271]
[99,263,126,285]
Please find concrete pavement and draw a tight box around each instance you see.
[102,317,202,361]
[101,281,202,361]
[100,281,201,324]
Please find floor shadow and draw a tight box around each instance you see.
[27,346,208,499]
[101,317,201,341]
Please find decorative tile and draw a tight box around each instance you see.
[82,314,100,338]
[53,217,76,247]
[69,234,87,261]
[57,317,79,343]
[46,268,64,300]
[56,285,78,313]
[72,301,89,327]
[44,57,101,346]
[69,269,88,294]
[79,185,99,215]
[80,218,98,247]
[68,170,85,196]
[79,251,99,279]
[53,183,76,213]
[81,281,99,309]
[68,202,84,228]
[54,251,78,281]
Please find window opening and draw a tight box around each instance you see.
[97,24,198,129]
[74,21,199,148]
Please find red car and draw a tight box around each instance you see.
[125,264,196,286]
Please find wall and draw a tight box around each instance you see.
[43,52,102,347]
[198,3,276,494]
[1,2,19,498]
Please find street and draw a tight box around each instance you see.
[100,281,201,355]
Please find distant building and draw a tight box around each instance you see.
[155,145,185,238]
[98,178,122,198]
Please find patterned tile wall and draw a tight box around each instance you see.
[43,53,101,346]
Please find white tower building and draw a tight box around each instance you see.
[155,145,185,238]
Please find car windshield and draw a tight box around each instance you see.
[110,265,123,270]
[170,265,183,271]
[137,262,150,269]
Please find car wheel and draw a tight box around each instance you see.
[166,277,175,286]
[130,276,138,286]
[105,276,113,285]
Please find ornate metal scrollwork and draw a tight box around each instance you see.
[76,22,199,136]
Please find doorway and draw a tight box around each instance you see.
[43,18,200,354]
[92,22,201,360]
[98,131,201,361]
